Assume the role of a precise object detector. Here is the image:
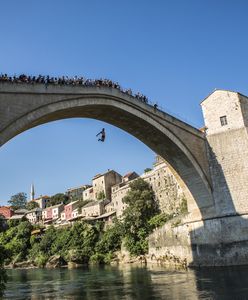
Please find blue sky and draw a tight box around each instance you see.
[1,0,248,203]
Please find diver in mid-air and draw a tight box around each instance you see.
[96,128,105,142]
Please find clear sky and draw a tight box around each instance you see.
[1,0,248,203]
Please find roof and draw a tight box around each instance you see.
[45,203,64,209]
[10,214,25,220]
[65,200,79,207]
[94,211,116,220]
[83,201,98,208]
[26,207,42,213]
[67,214,84,222]
[93,169,122,180]
[123,171,135,178]
[82,199,110,209]
[200,89,248,105]
[34,195,50,200]
[14,208,28,214]
[0,206,13,210]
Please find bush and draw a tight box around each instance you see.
[34,253,48,268]
[89,253,106,265]
[148,213,173,229]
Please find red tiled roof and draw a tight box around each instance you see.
[123,172,134,178]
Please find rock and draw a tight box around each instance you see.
[45,255,66,269]
[67,262,85,269]
[6,261,36,269]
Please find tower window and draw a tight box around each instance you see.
[220,116,227,126]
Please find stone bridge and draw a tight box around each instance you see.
[0,82,215,220]
[3,82,248,266]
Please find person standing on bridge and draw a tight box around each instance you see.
[96,128,106,142]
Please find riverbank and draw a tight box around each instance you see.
[4,251,188,271]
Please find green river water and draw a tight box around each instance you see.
[2,264,248,299]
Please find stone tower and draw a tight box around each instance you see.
[201,89,248,217]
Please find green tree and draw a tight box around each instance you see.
[97,191,105,200]
[26,201,39,210]
[0,221,32,262]
[8,192,27,210]
[49,193,69,206]
[122,178,159,256]
[96,219,123,254]
[0,215,6,233]
[0,244,7,297]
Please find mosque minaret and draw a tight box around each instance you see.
[30,183,35,201]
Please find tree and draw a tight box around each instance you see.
[26,201,39,210]
[0,245,7,297]
[97,191,105,200]
[122,178,159,256]
[8,192,27,210]
[49,193,69,206]
[0,215,6,233]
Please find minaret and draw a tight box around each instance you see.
[30,183,35,201]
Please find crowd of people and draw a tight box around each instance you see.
[0,73,152,105]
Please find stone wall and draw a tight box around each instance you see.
[141,158,185,215]
[149,214,248,267]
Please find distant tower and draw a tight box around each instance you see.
[30,183,35,201]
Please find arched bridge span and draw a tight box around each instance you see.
[0,83,214,219]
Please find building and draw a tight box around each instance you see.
[42,203,64,222]
[82,199,110,218]
[111,181,130,217]
[64,200,80,220]
[67,185,91,201]
[9,208,28,221]
[94,211,116,227]
[92,170,122,200]
[26,208,42,224]
[141,156,185,214]
[33,195,51,209]
[30,183,35,201]
[111,156,185,218]
[122,171,139,183]
[83,186,94,201]
[0,206,14,219]
[201,90,248,216]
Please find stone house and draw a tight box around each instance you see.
[67,185,91,201]
[111,182,130,217]
[26,208,42,224]
[92,170,122,200]
[111,156,185,218]
[82,199,110,218]
[42,203,64,222]
[141,156,185,214]
[83,186,94,201]
[33,195,50,209]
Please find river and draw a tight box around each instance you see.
[2,264,248,299]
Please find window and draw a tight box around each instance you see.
[220,116,227,126]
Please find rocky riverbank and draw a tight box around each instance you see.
[5,251,187,270]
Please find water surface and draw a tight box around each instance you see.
[3,264,248,299]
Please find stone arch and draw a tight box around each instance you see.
[0,85,214,219]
